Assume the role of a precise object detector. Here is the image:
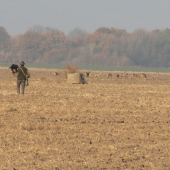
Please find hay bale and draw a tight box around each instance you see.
[67,73,85,84]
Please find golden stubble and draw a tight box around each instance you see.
[0,68,170,169]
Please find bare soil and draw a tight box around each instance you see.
[1,68,170,170]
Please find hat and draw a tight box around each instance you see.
[20,61,25,66]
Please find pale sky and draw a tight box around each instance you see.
[0,0,170,36]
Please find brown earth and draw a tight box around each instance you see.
[0,67,170,170]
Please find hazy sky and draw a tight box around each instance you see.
[1,0,170,36]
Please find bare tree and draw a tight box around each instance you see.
[28,25,46,34]
[28,25,61,34]
[67,27,87,39]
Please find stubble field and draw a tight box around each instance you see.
[0,67,170,170]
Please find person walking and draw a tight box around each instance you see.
[15,61,30,94]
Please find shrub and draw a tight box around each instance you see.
[63,64,79,78]
[64,64,79,73]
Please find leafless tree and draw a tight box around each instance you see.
[28,25,61,34]
[67,27,87,39]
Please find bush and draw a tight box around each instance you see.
[63,64,79,78]
[64,64,79,73]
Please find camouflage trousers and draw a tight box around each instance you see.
[17,80,26,94]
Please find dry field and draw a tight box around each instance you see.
[1,67,170,170]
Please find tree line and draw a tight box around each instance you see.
[0,25,170,68]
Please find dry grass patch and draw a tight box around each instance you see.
[1,68,170,169]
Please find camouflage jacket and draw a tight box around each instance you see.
[15,66,30,80]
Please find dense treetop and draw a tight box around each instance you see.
[0,25,170,68]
